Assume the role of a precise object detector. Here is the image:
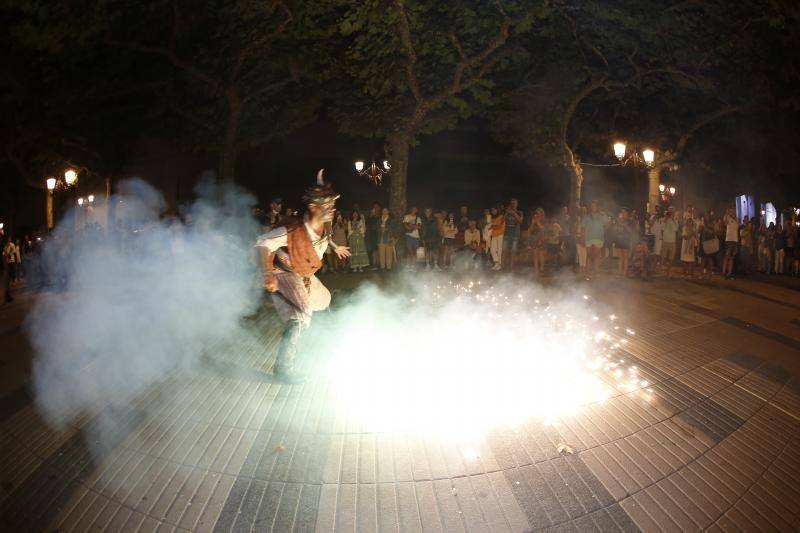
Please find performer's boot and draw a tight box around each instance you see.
[273,319,304,384]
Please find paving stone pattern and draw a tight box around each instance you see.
[1,283,800,532]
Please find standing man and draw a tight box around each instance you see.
[722,206,739,279]
[257,170,351,383]
[502,198,523,271]
[489,207,505,270]
[457,206,470,247]
[649,206,664,267]
[463,219,481,269]
[556,206,572,268]
[402,207,422,270]
[661,208,679,278]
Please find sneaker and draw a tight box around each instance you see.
[492,264,502,271]
[434,265,442,272]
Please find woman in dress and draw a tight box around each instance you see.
[528,208,546,274]
[681,217,698,278]
[347,210,370,272]
[330,212,349,272]
[441,212,458,268]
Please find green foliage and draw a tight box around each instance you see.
[329,0,551,141]
[487,0,800,172]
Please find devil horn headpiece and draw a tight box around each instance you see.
[303,168,340,205]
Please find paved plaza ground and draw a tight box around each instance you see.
[1,270,800,532]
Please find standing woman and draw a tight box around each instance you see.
[348,210,369,272]
[529,208,546,274]
[681,217,698,278]
[575,206,587,273]
[489,207,505,270]
[376,207,396,270]
[331,212,349,272]
[614,208,633,275]
[441,212,458,268]
[366,204,381,270]
[699,215,718,278]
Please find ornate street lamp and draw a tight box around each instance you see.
[612,141,655,168]
[658,183,676,204]
[354,159,390,185]
[45,169,79,230]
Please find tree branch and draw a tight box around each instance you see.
[659,103,748,168]
[391,0,422,103]
[105,0,218,91]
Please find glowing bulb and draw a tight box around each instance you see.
[659,184,666,193]
[613,142,626,160]
[88,194,95,204]
[642,149,655,165]
[383,160,391,170]
[46,177,57,191]
[669,186,676,196]
[64,169,77,185]
[355,161,364,172]
[77,197,84,206]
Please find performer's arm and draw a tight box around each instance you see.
[328,237,351,259]
[259,247,278,292]
[255,227,288,292]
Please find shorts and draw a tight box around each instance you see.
[724,242,738,258]
[661,242,676,262]
[503,235,519,252]
[546,243,560,255]
[443,237,456,247]
[405,235,419,253]
[586,239,604,250]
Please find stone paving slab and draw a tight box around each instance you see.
[2,276,800,532]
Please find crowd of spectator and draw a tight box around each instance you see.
[256,196,800,281]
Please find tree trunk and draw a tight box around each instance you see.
[387,131,411,219]
[566,145,583,232]
[219,87,242,181]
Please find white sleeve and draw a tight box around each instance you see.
[254,226,288,252]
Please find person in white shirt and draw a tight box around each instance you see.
[256,170,350,383]
[722,206,739,279]
[649,206,664,265]
[661,208,679,278]
[463,219,482,269]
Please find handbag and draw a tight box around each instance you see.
[702,238,719,254]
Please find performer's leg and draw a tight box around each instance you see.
[274,319,302,377]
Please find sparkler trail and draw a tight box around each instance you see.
[326,276,647,440]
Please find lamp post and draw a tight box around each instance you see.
[45,169,79,230]
[658,183,677,206]
[612,141,658,214]
[354,159,390,185]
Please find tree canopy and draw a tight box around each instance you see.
[1,0,798,226]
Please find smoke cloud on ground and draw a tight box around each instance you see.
[28,177,261,452]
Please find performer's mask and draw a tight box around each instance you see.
[309,200,336,223]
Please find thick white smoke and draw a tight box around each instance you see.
[28,177,261,437]
[321,274,643,440]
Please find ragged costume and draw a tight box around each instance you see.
[255,170,343,382]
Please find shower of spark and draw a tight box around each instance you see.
[326,277,644,439]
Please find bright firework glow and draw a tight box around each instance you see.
[326,277,640,440]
